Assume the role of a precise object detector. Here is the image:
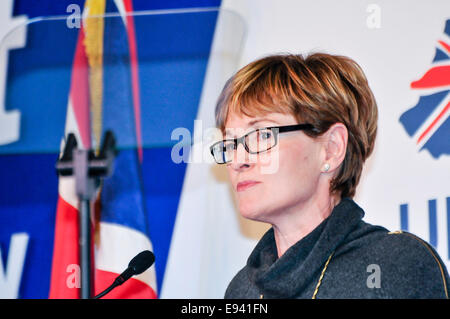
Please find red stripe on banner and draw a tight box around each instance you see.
[95,269,157,299]
[416,100,450,144]
[70,28,91,149]
[438,40,450,54]
[123,0,143,162]
[410,65,450,89]
[49,196,80,299]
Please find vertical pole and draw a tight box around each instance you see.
[56,131,116,299]
[74,149,94,299]
[79,199,93,299]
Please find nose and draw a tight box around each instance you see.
[228,143,253,171]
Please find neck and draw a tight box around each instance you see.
[272,192,340,258]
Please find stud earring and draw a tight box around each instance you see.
[323,163,330,172]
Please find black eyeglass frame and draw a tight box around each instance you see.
[210,123,316,164]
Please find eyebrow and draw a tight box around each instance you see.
[247,118,279,126]
[224,118,279,138]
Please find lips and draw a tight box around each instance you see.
[236,180,261,192]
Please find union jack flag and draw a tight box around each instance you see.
[49,0,157,299]
[399,19,450,158]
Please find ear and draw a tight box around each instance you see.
[321,123,348,174]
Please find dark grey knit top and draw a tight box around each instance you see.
[225,198,449,299]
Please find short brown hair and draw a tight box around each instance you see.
[215,52,378,198]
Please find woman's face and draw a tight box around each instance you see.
[224,111,325,223]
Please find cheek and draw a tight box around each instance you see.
[224,138,322,218]
[225,165,237,185]
[270,140,320,190]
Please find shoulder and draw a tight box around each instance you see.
[373,230,445,270]
[368,230,449,298]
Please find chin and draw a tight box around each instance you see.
[238,200,271,223]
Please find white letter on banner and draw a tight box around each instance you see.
[366,4,381,29]
[0,0,27,145]
[0,233,30,298]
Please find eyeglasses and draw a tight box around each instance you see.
[210,123,315,164]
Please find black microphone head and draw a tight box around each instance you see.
[128,250,155,275]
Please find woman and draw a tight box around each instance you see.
[210,52,449,299]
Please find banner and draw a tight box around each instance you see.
[0,0,220,298]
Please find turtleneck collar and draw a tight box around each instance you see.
[245,198,365,298]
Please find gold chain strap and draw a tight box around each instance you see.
[312,251,335,299]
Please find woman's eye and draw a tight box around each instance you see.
[259,131,272,140]
[224,143,236,151]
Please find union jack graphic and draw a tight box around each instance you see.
[399,19,450,158]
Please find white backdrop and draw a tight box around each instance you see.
[161,0,450,298]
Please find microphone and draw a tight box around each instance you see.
[93,250,155,299]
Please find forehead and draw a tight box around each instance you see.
[224,112,297,133]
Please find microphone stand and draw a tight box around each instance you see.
[56,131,117,299]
